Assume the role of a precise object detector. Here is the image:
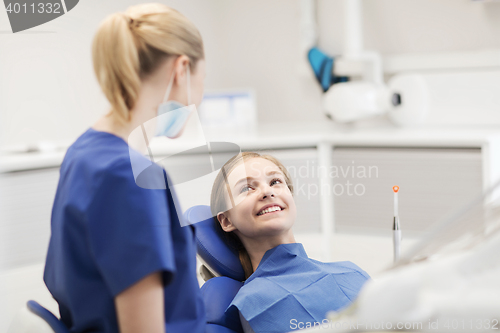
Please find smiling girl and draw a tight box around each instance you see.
[210,152,370,333]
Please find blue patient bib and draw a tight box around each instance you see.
[228,243,370,333]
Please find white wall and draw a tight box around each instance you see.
[206,0,324,124]
[318,0,500,55]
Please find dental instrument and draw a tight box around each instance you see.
[393,185,401,262]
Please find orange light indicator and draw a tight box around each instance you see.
[393,186,399,193]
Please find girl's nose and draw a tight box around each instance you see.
[260,185,275,199]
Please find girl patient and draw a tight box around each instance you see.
[210,152,370,333]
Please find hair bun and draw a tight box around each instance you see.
[122,13,137,30]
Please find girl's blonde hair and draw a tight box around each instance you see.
[92,3,204,121]
[210,152,294,280]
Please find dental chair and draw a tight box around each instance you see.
[186,205,245,333]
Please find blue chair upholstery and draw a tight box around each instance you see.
[201,277,244,333]
[187,205,245,281]
[26,300,69,333]
[186,205,245,333]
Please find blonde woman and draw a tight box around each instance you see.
[44,4,206,333]
[211,152,370,333]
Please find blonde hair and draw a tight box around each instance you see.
[92,3,204,121]
[210,152,294,280]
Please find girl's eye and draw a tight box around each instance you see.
[270,178,283,186]
[241,185,253,193]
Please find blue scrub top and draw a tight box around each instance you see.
[43,128,205,333]
[228,243,370,333]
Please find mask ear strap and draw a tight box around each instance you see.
[162,69,175,104]
[187,65,191,105]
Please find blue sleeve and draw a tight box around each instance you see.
[86,159,176,297]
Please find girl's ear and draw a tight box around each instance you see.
[217,212,237,232]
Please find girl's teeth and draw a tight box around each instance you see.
[259,206,282,215]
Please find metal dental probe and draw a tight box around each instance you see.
[393,185,401,262]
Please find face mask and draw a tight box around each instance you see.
[155,65,192,138]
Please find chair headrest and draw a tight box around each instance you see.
[186,205,245,281]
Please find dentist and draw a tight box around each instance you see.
[44,4,206,333]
